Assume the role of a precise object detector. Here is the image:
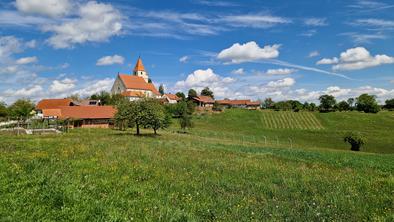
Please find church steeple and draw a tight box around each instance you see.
[132,56,149,83]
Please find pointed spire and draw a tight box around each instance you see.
[133,56,145,72]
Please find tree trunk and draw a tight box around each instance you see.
[154,128,157,134]
[136,123,140,135]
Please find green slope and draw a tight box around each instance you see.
[192,109,394,153]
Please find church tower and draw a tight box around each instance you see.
[133,57,149,83]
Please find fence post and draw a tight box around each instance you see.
[263,136,267,145]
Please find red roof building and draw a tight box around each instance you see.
[36,98,74,110]
[111,57,160,101]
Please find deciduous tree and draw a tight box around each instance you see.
[319,95,336,112]
[356,94,380,113]
[8,99,35,119]
[200,87,214,99]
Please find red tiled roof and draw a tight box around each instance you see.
[164,93,180,101]
[118,74,160,96]
[36,98,73,110]
[42,109,62,117]
[133,57,145,72]
[193,96,215,104]
[58,106,116,119]
[246,101,261,106]
[121,91,145,97]
[217,99,261,106]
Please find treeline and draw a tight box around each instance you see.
[263,94,394,113]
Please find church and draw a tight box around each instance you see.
[111,57,161,101]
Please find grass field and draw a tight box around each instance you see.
[192,109,394,154]
[0,110,393,220]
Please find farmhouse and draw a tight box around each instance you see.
[35,98,75,118]
[192,96,215,109]
[111,57,161,101]
[57,106,116,128]
[163,93,181,104]
[217,99,261,109]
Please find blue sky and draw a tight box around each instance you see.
[0,0,393,104]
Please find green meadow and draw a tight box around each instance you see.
[0,110,393,221]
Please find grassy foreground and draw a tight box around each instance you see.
[0,121,393,220]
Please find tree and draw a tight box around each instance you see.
[309,103,317,111]
[175,92,186,101]
[337,101,350,111]
[115,99,170,135]
[90,91,111,105]
[212,101,223,111]
[108,93,128,106]
[0,101,8,118]
[384,98,394,110]
[200,87,214,99]
[187,89,197,99]
[347,98,355,109]
[8,99,35,119]
[356,94,380,113]
[159,84,165,96]
[344,132,366,151]
[319,94,336,112]
[143,99,171,134]
[177,101,194,132]
[263,98,274,109]
[68,94,82,102]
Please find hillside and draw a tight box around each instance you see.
[0,110,393,220]
[192,109,394,154]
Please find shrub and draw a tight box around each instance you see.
[344,132,366,151]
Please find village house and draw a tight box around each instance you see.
[35,98,75,118]
[192,96,215,110]
[56,106,116,128]
[217,99,261,110]
[111,57,161,101]
[163,93,181,104]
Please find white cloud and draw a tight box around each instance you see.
[15,0,72,18]
[265,68,296,75]
[4,85,43,98]
[72,78,114,97]
[44,1,123,49]
[231,68,245,75]
[16,56,38,65]
[304,18,328,26]
[308,51,320,57]
[179,56,189,63]
[96,55,124,66]
[300,29,317,37]
[174,68,235,98]
[50,78,76,93]
[217,41,280,64]
[267,77,295,88]
[316,57,339,65]
[317,47,394,70]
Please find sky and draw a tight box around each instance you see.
[0,0,394,104]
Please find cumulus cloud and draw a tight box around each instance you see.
[4,85,43,98]
[44,1,123,49]
[15,0,72,18]
[49,78,76,93]
[231,68,245,75]
[316,57,339,65]
[217,41,280,64]
[179,56,189,63]
[174,68,235,98]
[96,55,124,66]
[304,18,328,26]
[317,47,394,70]
[72,78,114,97]
[265,68,296,75]
[16,56,38,65]
[267,77,295,87]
